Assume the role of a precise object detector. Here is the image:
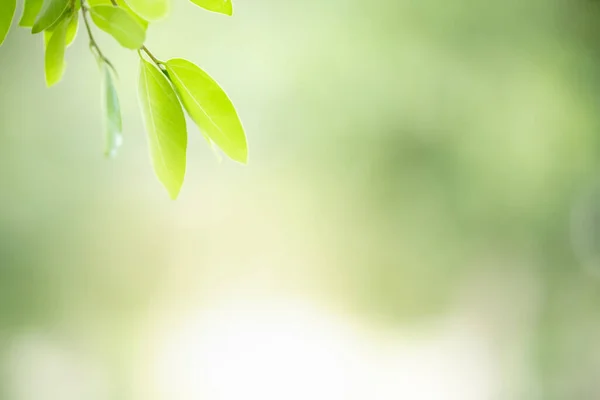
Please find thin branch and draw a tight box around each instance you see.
[140,45,164,67]
[81,2,117,72]
[82,0,165,75]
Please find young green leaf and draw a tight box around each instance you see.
[19,0,43,28]
[90,5,146,50]
[32,0,70,33]
[138,57,187,199]
[43,29,51,46]
[65,13,78,46]
[124,0,168,22]
[44,14,70,87]
[0,0,16,46]
[188,0,232,16]
[101,63,122,158]
[87,0,148,29]
[165,58,247,164]
[44,12,78,47]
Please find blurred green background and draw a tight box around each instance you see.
[3,0,600,398]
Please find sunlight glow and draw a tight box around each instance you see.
[146,298,496,400]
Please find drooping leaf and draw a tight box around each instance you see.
[44,14,70,87]
[188,0,232,16]
[123,0,168,22]
[43,29,51,46]
[43,12,78,47]
[87,0,148,29]
[165,58,247,163]
[32,0,70,33]
[19,0,43,28]
[101,63,122,158]
[65,12,78,45]
[90,5,146,49]
[138,57,187,199]
[0,0,16,46]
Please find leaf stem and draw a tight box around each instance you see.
[83,0,165,75]
[81,1,116,72]
[140,45,164,67]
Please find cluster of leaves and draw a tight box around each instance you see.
[0,0,247,199]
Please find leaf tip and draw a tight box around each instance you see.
[167,186,182,200]
[221,1,233,16]
[104,133,123,159]
[236,149,248,164]
[45,71,63,87]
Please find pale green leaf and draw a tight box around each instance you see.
[101,64,122,158]
[19,0,43,28]
[165,58,247,164]
[124,0,168,22]
[44,14,70,87]
[138,57,187,199]
[87,0,148,29]
[90,5,146,49]
[188,0,232,16]
[0,0,16,46]
[32,0,70,33]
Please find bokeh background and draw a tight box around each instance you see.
[2,0,600,398]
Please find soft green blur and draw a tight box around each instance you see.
[2,0,600,398]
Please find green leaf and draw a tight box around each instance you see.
[138,57,187,199]
[44,14,70,87]
[43,29,51,46]
[87,0,148,29]
[0,0,16,46]
[90,5,146,50]
[101,63,122,158]
[19,0,43,28]
[165,58,247,164]
[65,12,78,45]
[124,0,168,22]
[32,0,70,33]
[43,12,77,47]
[188,0,232,16]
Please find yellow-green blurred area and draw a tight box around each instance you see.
[3,0,600,398]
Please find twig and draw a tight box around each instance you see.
[140,45,165,68]
[81,1,117,73]
[82,0,165,74]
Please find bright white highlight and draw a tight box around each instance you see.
[148,299,496,400]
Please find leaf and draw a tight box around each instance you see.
[44,14,70,87]
[43,12,78,47]
[32,0,70,33]
[101,63,122,158]
[188,0,232,16]
[65,12,78,45]
[90,5,146,50]
[43,29,51,46]
[138,57,187,199]
[0,0,16,46]
[165,58,247,163]
[124,0,168,22]
[19,0,43,28]
[87,0,148,29]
